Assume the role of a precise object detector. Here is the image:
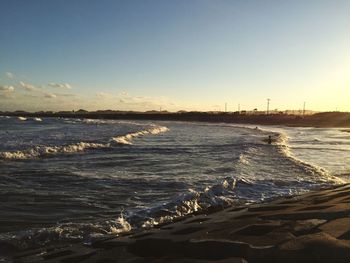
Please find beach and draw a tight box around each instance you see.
[2,0,350,261]
[1,118,350,262]
[12,183,350,262]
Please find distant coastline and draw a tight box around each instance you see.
[1,111,350,128]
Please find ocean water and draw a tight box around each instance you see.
[0,116,349,254]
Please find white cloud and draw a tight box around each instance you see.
[48,83,72,89]
[96,92,115,99]
[0,85,15,92]
[0,85,15,98]
[56,93,76,97]
[5,72,14,79]
[20,81,38,91]
[44,93,57,98]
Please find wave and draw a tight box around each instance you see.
[140,177,239,228]
[33,117,42,122]
[0,178,238,251]
[230,124,345,184]
[0,142,108,160]
[0,171,340,252]
[17,117,27,121]
[272,132,344,184]
[139,172,337,229]
[0,125,169,160]
[81,119,110,124]
[0,214,132,251]
[63,118,147,126]
[237,153,250,165]
[111,126,169,145]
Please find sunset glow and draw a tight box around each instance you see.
[1,0,349,112]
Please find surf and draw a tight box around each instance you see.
[0,124,169,160]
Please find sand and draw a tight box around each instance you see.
[13,184,350,263]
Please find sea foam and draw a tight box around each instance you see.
[111,126,169,145]
[0,125,169,160]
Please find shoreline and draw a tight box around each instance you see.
[13,183,350,262]
[2,111,350,128]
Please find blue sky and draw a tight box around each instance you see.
[1,0,349,112]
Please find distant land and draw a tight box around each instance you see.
[1,110,350,128]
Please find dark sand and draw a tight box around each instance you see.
[13,184,350,263]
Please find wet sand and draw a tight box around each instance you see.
[13,184,350,263]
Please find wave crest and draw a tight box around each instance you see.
[273,132,344,184]
[0,214,132,251]
[141,178,237,228]
[0,125,169,160]
[0,142,108,160]
[111,126,169,145]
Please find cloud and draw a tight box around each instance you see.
[44,93,57,98]
[5,72,14,79]
[96,92,115,99]
[56,93,76,97]
[0,85,15,92]
[0,85,15,98]
[20,81,38,91]
[48,83,72,89]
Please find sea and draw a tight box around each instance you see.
[0,116,349,257]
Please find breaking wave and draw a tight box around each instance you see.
[141,178,238,227]
[0,142,108,160]
[0,125,169,160]
[0,178,238,250]
[266,131,344,184]
[0,172,339,251]
[111,126,169,145]
[0,214,132,251]
[81,119,111,124]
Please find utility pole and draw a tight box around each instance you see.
[225,102,227,112]
[266,98,270,115]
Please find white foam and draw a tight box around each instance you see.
[111,126,169,145]
[273,132,344,184]
[0,125,169,160]
[232,124,345,184]
[33,117,42,122]
[238,153,250,165]
[109,213,132,234]
[82,119,110,124]
[141,178,237,228]
[0,142,108,160]
[0,215,133,250]
[17,116,27,121]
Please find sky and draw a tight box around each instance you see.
[1,0,349,112]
